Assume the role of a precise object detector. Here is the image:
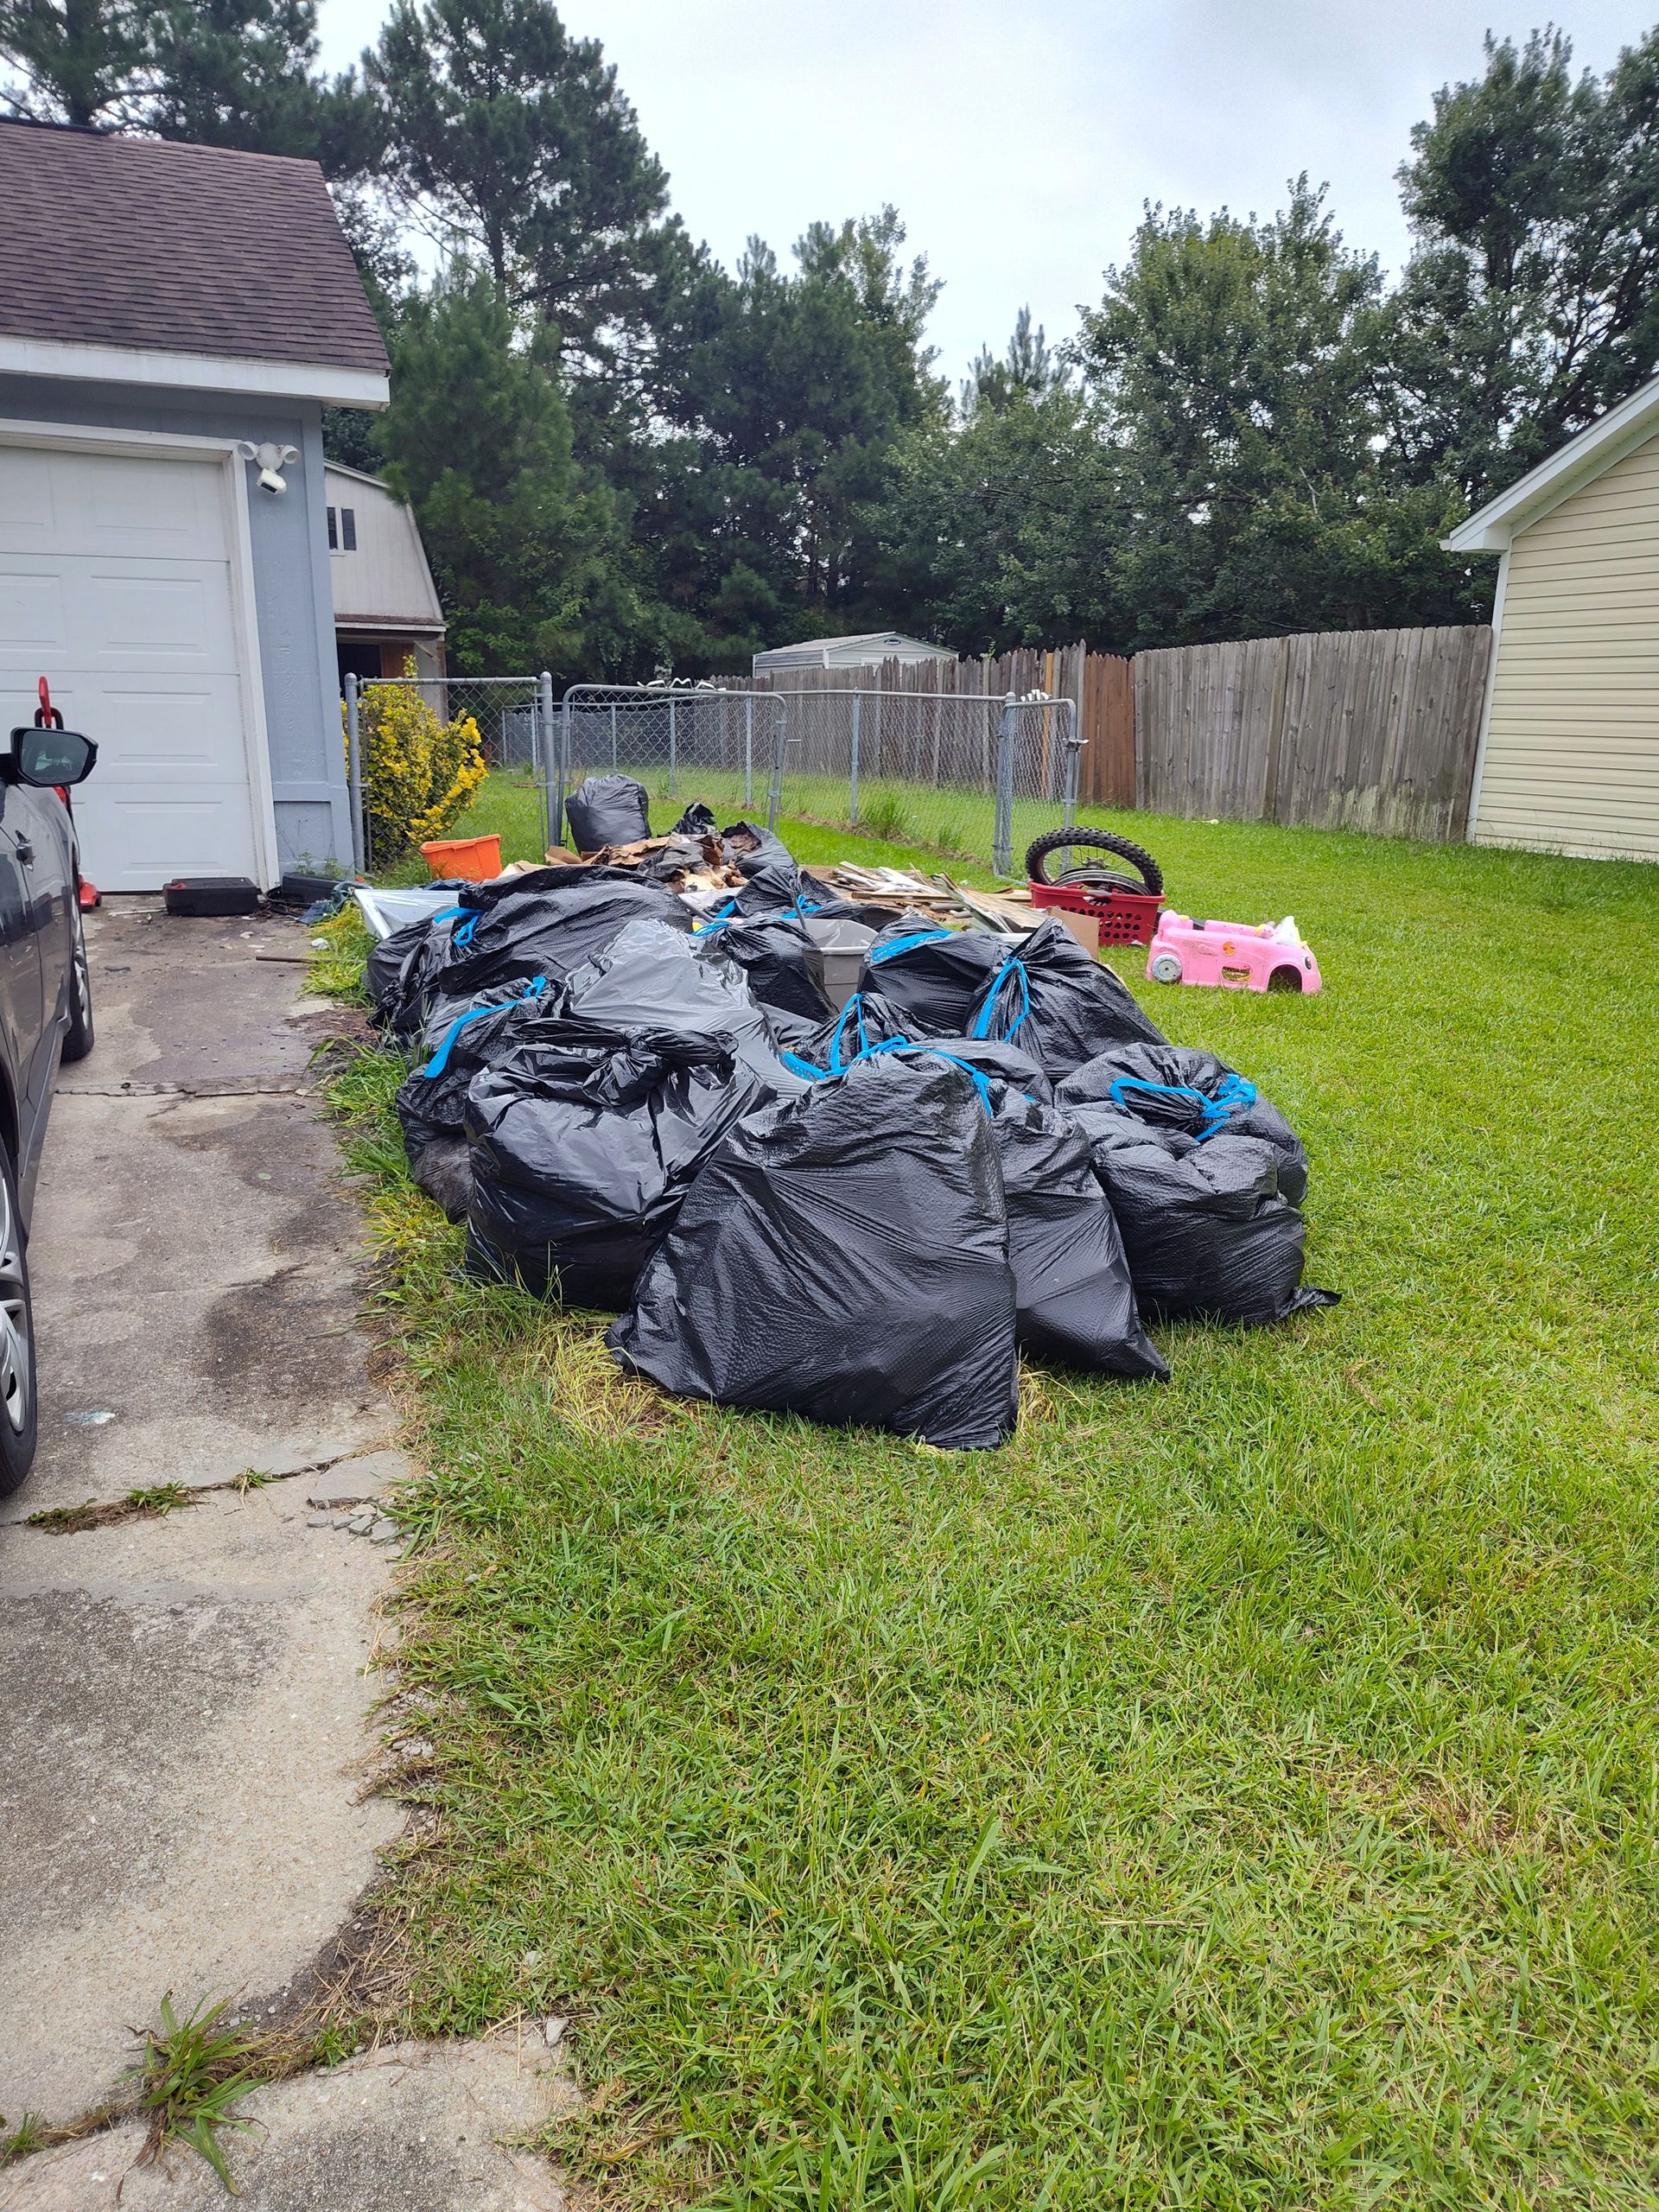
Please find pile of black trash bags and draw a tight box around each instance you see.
[366,821,1333,1451]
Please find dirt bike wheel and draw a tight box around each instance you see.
[1023,828,1165,897]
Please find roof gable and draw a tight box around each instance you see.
[0,119,388,390]
[1443,372,1659,551]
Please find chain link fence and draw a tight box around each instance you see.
[751,687,1080,874]
[346,671,554,875]
[347,673,1082,880]
[556,684,789,846]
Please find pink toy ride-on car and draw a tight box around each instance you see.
[1147,912,1321,994]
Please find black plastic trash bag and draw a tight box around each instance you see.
[1058,1041,1308,1205]
[465,1020,763,1306]
[798,990,1055,1101]
[554,919,810,1097]
[988,1086,1169,1378]
[420,867,692,1031]
[729,858,817,916]
[609,1052,1020,1449]
[855,922,1011,1034]
[965,916,1166,1077]
[709,912,834,1028]
[672,802,718,837]
[564,773,652,852]
[395,978,559,1219]
[721,820,793,876]
[1065,1099,1335,1327]
[365,912,450,1041]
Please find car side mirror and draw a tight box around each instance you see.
[7,727,98,787]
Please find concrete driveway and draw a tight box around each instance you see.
[0,899,571,2209]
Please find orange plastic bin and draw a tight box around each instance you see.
[419,834,501,882]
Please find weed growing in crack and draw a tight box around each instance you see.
[0,2113,46,2166]
[127,1995,264,2195]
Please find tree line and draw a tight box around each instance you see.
[6,2,1659,677]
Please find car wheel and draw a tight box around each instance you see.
[1147,950,1184,984]
[0,1146,38,1496]
[60,904,94,1064]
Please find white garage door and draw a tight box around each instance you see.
[0,440,261,890]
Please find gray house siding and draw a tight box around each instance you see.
[0,372,353,874]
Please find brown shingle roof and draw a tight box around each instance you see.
[0,118,389,378]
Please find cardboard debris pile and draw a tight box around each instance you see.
[359,797,1333,1446]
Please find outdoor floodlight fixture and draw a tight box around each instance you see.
[238,441,300,494]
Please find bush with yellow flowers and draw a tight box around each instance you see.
[347,665,487,863]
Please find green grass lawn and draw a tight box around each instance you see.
[323,796,1659,2209]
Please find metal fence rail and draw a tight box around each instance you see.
[741,688,1080,873]
[557,684,791,846]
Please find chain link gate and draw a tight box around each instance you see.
[746,688,1082,874]
[346,671,555,875]
[556,684,791,848]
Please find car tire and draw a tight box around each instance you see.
[60,904,94,1064]
[0,1144,38,1496]
[1147,950,1184,984]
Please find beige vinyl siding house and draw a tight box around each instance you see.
[1446,376,1659,862]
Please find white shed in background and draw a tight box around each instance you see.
[326,462,446,692]
[753,631,953,676]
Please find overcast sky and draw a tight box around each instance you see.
[316,0,1653,383]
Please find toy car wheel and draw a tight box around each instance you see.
[1024,828,1164,896]
[1147,950,1184,984]
[1268,964,1304,992]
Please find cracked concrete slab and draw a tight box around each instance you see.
[0,900,405,2127]
[10,901,387,1522]
[0,2036,576,2210]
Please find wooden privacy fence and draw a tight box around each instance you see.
[744,622,1491,842]
[1135,626,1491,841]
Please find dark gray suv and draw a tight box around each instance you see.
[0,721,98,1494]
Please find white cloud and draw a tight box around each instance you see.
[319,0,1651,379]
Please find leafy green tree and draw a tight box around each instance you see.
[960,306,1061,416]
[0,0,143,124]
[640,207,946,662]
[1078,180,1484,643]
[1386,27,1659,499]
[377,264,649,676]
[367,0,670,372]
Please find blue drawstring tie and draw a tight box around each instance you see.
[1108,1071,1257,1141]
[419,976,548,1078]
[868,927,956,965]
[969,955,1029,1043]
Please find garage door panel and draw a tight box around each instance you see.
[0,448,228,562]
[0,571,66,652]
[0,560,237,672]
[0,438,261,890]
[92,796,259,888]
[84,570,229,661]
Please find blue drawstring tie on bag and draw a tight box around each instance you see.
[419,975,549,1078]
[1107,1070,1256,1141]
